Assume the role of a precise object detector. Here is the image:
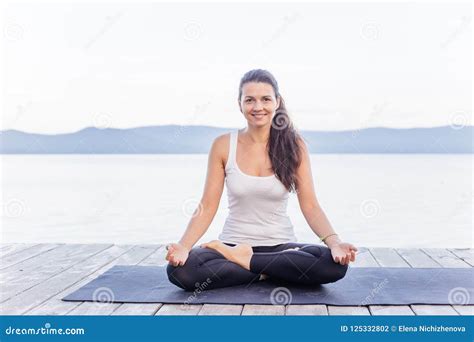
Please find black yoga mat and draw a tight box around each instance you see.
[62,265,474,305]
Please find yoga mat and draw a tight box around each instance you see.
[62,265,474,305]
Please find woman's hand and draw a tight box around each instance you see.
[330,242,358,265]
[165,243,190,267]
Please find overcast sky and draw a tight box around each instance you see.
[1,2,471,133]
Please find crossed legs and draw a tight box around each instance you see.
[166,241,348,291]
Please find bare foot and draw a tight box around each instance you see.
[201,240,253,270]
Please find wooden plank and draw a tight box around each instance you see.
[369,248,410,267]
[447,249,474,267]
[411,305,459,315]
[452,305,474,316]
[111,303,162,316]
[0,244,112,303]
[350,247,379,267]
[137,245,168,266]
[155,304,202,315]
[14,244,466,316]
[398,248,469,314]
[26,245,158,315]
[327,306,370,315]
[364,248,413,316]
[0,243,15,252]
[66,245,165,316]
[152,246,208,316]
[66,302,117,315]
[241,305,285,315]
[2,244,131,315]
[109,246,168,316]
[198,304,243,315]
[422,248,471,268]
[0,244,61,270]
[395,248,441,268]
[0,244,40,258]
[369,305,415,315]
[285,305,328,315]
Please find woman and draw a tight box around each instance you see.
[165,69,358,291]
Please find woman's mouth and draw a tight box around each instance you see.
[251,113,267,119]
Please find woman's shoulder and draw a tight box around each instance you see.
[210,132,232,163]
[212,132,232,150]
[296,135,309,153]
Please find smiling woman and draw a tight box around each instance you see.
[237,70,302,192]
[165,69,358,291]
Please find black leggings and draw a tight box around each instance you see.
[166,242,348,291]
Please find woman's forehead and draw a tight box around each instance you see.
[242,82,275,97]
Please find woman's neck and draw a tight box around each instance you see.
[242,125,270,144]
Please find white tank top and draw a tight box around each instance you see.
[218,129,298,247]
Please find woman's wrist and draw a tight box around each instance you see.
[323,234,341,249]
[178,241,192,251]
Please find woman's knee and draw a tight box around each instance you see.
[327,262,349,283]
[166,263,197,291]
[302,246,349,284]
[304,262,348,285]
[166,247,222,291]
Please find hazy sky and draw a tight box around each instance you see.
[2,2,472,133]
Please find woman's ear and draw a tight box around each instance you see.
[276,96,281,110]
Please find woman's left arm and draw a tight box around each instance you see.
[295,138,357,265]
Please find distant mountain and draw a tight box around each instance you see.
[0,125,472,153]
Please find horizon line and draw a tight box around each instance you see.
[1,124,472,136]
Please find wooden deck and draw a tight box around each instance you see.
[0,243,472,316]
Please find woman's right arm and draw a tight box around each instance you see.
[167,134,227,265]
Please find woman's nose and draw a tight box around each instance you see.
[253,101,264,110]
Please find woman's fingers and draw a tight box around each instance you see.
[351,250,356,261]
[165,249,174,261]
[167,253,184,267]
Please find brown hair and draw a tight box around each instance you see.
[238,69,302,193]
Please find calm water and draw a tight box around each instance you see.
[1,154,472,248]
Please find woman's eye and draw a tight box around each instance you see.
[265,98,271,101]
[246,99,252,102]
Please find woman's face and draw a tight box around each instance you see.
[239,82,280,128]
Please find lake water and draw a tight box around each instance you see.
[1,154,472,248]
